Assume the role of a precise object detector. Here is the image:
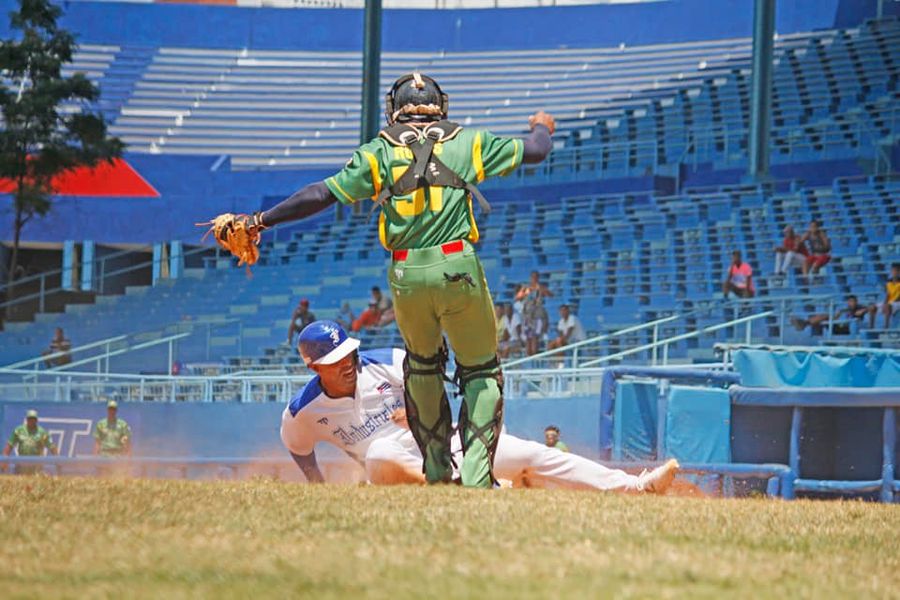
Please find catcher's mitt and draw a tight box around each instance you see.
[197,212,268,267]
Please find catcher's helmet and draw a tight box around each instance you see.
[385,72,448,125]
[297,320,360,366]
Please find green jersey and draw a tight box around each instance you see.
[551,441,570,453]
[7,424,55,456]
[94,418,131,455]
[324,128,524,250]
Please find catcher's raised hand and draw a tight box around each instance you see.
[197,211,268,267]
[528,110,556,135]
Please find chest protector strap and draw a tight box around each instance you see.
[370,121,492,221]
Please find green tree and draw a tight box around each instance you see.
[0,0,123,301]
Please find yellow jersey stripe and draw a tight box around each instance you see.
[510,139,521,171]
[472,132,485,183]
[327,176,355,204]
[378,210,389,250]
[363,151,382,200]
[467,194,480,244]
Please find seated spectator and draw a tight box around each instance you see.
[722,251,755,299]
[287,299,316,346]
[335,302,354,331]
[773,225,807,277]
[352,286,393,331]
[790,295,877,335]
[496,303,522,359]
[799,219,831,276]
[42,327,72,368]
[547,304,587,351]
[878,262,900,329]
[543,425,569,452]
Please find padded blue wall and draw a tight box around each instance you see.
[0,395,604,460]
[0,0,842,52]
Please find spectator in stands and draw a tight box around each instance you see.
[722,251,755,299]
[547,304,587,351]
[773,225,807,278]
[42,327,72,368]
[2,410,58,474]
[93,400,132,457]
[287,299,316,346]
[878,263,900,329]
[799,219,832,276]
[352,286,393,331]
[522,296,549,356]
[516,271,553,355]
[496,303,522,359]
[515,270,554,305]
[543,425,569,453]
[790,295,877,335]
[335,302,354,331]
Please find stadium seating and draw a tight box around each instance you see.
[85,19,897,172]
[1,172,897,372]
[2,18,898,372]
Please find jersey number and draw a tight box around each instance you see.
[390,165,444,217]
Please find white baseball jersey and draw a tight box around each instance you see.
[280,348,411,464]
[281,347,646,492]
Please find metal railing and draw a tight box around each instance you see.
[0,367,313,403]
[3,334,128,371]
[502,314,680,370]
[580,310,774,367]
[0,244,219,314]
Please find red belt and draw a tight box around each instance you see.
[392,240,464,262]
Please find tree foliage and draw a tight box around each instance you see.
[0,0,124,288]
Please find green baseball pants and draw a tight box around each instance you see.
[387,240,503,488]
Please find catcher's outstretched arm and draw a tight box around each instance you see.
[261,181,338,227]
[521,123,553,164]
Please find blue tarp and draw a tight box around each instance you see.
[613,381,658,461]
[665,386,731,463]
[733,349,900,388]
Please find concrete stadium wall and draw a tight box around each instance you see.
[0,0,843,52]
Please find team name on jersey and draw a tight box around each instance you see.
[331,396,403,447]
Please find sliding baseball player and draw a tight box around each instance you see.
[281,320,679,492]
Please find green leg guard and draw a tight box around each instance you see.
[403,347,454,484]
[456,357,504,488]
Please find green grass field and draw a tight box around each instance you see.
[1,477,898,599]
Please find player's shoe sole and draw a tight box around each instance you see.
[639,458,680,494]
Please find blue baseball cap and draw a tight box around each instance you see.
[298,320,360,366]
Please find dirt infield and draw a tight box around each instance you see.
[1,476,897,598]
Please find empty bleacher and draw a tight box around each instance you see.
[90,19,899,172]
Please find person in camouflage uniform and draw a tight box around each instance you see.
[2,409,58,474]
[93,400,132,457]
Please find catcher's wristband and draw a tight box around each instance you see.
[253,211,269,231]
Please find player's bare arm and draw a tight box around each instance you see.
[291,451,325,483]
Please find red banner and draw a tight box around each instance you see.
[0,158,160,198]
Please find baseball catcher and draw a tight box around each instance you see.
[281,320,681,492]
[204,72,556,488]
